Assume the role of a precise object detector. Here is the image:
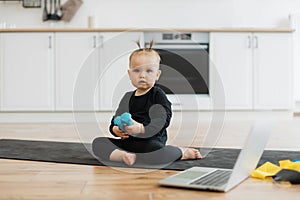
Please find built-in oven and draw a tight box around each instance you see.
[144,32,210,110]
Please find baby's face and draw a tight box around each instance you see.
[128,53,161,94]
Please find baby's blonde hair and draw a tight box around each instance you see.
[129,40,161,67]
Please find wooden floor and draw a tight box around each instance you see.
[1,113,300,199]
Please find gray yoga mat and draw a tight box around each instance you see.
[0,139,299,170]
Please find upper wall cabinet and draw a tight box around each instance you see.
[210,32,293,110]
[0,33,54,111]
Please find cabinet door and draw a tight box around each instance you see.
[98,32,142,110]
[210,32,253,109]
[253,33,293,110]
[55,32,98,111]
[0,33,54,111]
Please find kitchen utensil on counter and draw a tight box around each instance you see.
[42,0,49,21]
[55,0,63,18]
[61,0,83,22]
[43,0,62,21]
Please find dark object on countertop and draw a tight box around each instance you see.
[273,169,300,184]
[23,0,42,8]
[42,0,62,21]
[42,0,49,21]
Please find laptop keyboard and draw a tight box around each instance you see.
[190,170,232,187]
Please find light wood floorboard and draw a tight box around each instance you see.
[0,114,300,199]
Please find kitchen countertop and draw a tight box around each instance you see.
[0,27,295,33]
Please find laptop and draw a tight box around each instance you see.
[159,122,272,192]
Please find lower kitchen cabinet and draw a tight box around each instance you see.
[0,33,54,111]
[55,32,99,111]
[55,31,142,111]
[253,33,293,110]
[210,32,253,109]
[0,31,142,112]
[98,32,142,110]
[210,32,293,110]
[0,31,293,112]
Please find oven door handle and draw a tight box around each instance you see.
[151,44,208,50]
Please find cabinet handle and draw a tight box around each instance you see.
[247,35,252,48]
[93,35,97,48]
[99,35,104,48]
[48,35,52,49]
[254,35,258,48]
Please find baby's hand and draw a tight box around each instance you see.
[113,112,133,131]
[112,126,129,139]
[124,119,144,135]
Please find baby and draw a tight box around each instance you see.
[92,40,201,166]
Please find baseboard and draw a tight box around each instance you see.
[0,112,112,123]
[0,110,294,123]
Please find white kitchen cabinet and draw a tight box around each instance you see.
[98,32,143,110]
[0,31,142,112]
[0,33,54,111]
[210,32,253,109]
[253,33,293,110]
[210,32,293,110]
[55,32,142,111]
[55,32,99,111]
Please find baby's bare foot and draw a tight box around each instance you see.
[181,148,202,160]
[122,152,136,166]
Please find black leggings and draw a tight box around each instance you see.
[92,137,182,165]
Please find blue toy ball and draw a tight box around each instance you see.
[114,112,133,132]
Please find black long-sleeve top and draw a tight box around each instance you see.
[109,86,172,145]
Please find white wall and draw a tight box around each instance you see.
[0,0,298,28]
[0,0,300,102]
